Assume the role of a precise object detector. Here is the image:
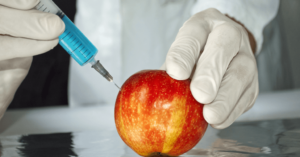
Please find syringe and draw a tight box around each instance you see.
[35,0,120,89]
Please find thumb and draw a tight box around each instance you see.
[165,18,208,80]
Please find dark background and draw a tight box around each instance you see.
[8,0,76,109]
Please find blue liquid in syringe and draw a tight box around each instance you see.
[59,16,97,66]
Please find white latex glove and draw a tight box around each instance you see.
[0,0,65,118]
[161,8,259,129]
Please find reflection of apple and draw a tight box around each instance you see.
[115,70,208,156]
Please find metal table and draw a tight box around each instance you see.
[1,118,299,156]
[0,89,299,156]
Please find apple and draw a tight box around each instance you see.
[115,70,208,156]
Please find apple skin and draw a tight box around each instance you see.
[115,70,208,156]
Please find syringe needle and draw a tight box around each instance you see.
[91,60,121,90]
[113,81,121,90]
[92,60,113,81]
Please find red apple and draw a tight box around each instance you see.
[115,70,208,156]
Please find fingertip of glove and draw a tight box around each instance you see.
[190,79,216,104]
[210,123,228,130]
[203,104,225,125]
[210,119,234,129]
[41,38,60,52]
[166,56,191,80]
[42,14,65,39]
[48,38,60,49]
[30,38,59,56]
[166,67,190,80]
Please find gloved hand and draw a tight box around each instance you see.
[161,8,259,129]
[0,0,65,118]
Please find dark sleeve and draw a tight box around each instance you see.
[8,0,77,109]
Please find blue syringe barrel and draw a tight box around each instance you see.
[59,16,98,65]
[36,0,97,66]
[35,0,115,83]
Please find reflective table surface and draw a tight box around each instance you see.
[1,118,299,157]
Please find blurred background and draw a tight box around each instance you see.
[7,0,300,109]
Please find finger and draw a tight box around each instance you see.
[211,78,259,129]
[202,53,257,125]
[0,57,33,118]
[190,23,242,104]
[0,57,33,71]
[165,15,209,80]
[0,0,39,10]
[0,6,65,40]
[0,36,59,61]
